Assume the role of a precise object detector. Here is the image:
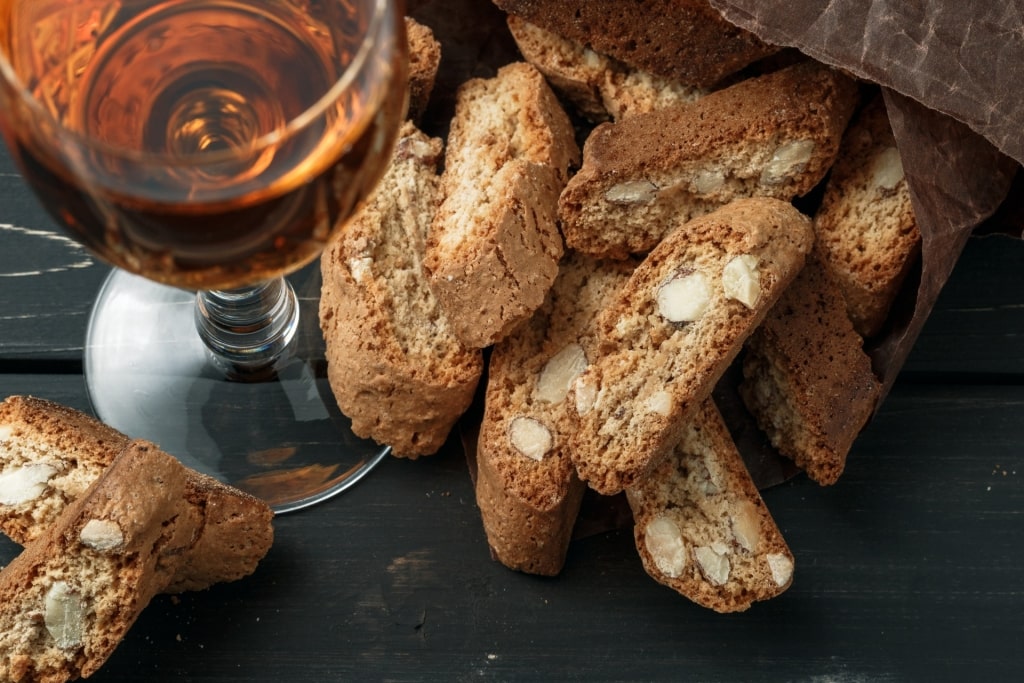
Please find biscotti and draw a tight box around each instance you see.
[405,16,441,122]
[0,395,274,591]
[164,471,276,593]
[0,395,129,544]
[0,442,224,682]
[558,61,859,259]
[475,252,637,576]
[739,259,882,485]
[423,61,580,348]
[626,400,795,612]
[492,0,779,88]
[567,197,813,495]
[813,94,921,338]
[506,15,704,122]
[320,122,483,458]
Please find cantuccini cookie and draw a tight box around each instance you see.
[566,197,813,495]
[558,61,858,259]
[0,441,268,683]
[506,15,705,123]
[166,471,277,594]
[0,395,128,544]
[475,252,637,576]
[492,0,779,88]
[739,259,882,485]
[423,62,580,348]
[320,122,483,458]
[404,17,442,123]
[0,395,274,592]
[813,94,921,338]
[626,400,795,612]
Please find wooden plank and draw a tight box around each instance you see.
[1,376,1022,681]
[902,233,1024,377]
[0,153,110,361]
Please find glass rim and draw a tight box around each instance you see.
[0,0,394,167]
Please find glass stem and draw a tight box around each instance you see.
[194,277,299,377]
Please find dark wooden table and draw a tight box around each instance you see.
[2,144,1023,682]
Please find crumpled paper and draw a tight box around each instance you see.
[709,0,1021,394]
[409,0,1022,532]
[710,1,1024,167]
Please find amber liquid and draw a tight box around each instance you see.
[0,0,406,289]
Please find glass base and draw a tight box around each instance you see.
[84,266,389,514]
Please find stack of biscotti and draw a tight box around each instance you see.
[0,396,274,681]
[0,395,274,591]
[313,5,924,610]
[320,59,581,456]
[566,197,814,494]
[730,95,911,486]
[1,443,204,682]
[475,252,637,575]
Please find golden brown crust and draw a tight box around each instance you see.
[558,61,859,259]
[474,253,637,575]
[427,158,566,348]
[0,443,198,682]
[739,259,882,485]
[165,473,275,592]
[474,445,585,576]
[813,94,921,337]
[493,0,779,87]
[626,400,795,612]
[566,197,813,495]
[424,62,579,348]
[319,123,483,457]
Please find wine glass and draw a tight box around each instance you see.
[0,0,409,512]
